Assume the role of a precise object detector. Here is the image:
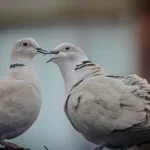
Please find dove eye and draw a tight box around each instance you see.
[65,47,70,51]
[22,42,28,47]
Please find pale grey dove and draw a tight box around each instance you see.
[47,43,150,150]
[0,38,47,149]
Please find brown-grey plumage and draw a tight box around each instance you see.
[47,43,150,150]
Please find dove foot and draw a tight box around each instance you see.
[0,141,30,150]
[93,144,105,150]
[4,147,30,150]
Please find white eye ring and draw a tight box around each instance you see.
[65,47,70,50]
[22,41,29,47]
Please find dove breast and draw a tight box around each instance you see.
[0,79,41,140]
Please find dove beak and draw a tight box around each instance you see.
[48,50,60,55]
[35,48,48,55]
[46,50,60,63]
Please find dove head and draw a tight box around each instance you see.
[47,43,100,94]
[11,38,47,65]
[47,43,88,65]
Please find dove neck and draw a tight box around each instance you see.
[11,55,33,66]
[57,60,102,95]
[10,55,40,89]
[8,64,40,92]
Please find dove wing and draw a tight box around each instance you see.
[64,95,79,132]
[66,75,147,136]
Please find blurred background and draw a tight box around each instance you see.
[0,0,149,150]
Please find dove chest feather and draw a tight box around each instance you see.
[0,67,42,140]
[64,91,114,143]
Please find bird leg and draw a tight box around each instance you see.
[0,141,30,150]
[93,144,106,150]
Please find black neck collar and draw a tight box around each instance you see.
[75,60,93,70]
[10,63,26,69]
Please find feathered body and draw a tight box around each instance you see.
[48,43,150,150]
[0,38,46,148]
[0,65,41,140]
[65,62,150,149]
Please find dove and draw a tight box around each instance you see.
[47,43,150,150]
[0,38,47,149]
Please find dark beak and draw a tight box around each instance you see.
[35,48,48,55]
[48,50,59,55]
[46,50,60,63]
[46,59,53,63]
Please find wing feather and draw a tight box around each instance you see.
[66,75,147,136]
